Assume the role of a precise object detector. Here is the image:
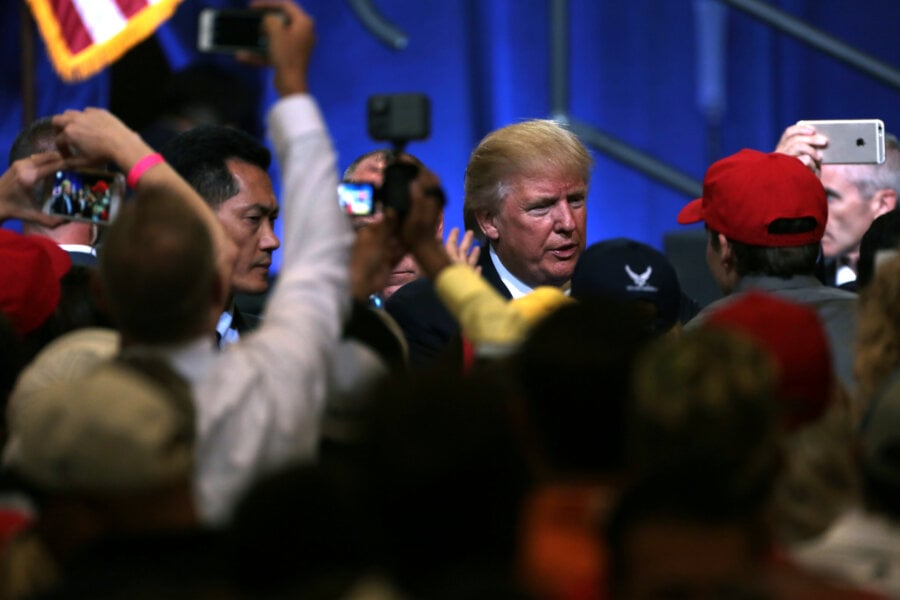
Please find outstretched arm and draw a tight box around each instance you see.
[51,108,230,265]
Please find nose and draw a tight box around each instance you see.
[553,200,576,233]
[260,220,281,251]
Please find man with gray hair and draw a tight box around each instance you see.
[386,119,593,367]
[776,125,899,288]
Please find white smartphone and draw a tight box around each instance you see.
[36,169,124,226]
[197,8,276,54]
[795,119,885,164]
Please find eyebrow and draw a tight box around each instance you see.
[243,203,279,215]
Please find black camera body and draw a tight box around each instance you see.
[366,94,431,217]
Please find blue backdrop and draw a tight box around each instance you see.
[3,0,899,274]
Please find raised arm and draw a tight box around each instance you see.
[51,108,230,265]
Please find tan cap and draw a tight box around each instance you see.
[4,358,194,493]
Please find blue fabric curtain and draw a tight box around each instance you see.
[3,0,899,271]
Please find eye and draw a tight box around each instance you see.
[567,193,587,207]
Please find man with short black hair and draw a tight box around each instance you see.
[162,123,280,344]
[679,149,858,394]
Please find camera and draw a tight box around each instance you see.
[365,93,431,217]
[36,169,124,226]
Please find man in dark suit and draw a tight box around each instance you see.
[162,127,280,347]
[386,119,593,367]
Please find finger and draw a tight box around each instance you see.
[459,229,475,254]
[27,151,65,165]
[51,109,81,130]
[445,227,460,248]
[234,51,268,66]
[467,245,481,267]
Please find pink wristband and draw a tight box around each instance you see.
[126,153,164,188]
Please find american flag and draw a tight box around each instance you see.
[26,0,184,81]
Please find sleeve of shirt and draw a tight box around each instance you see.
[433,264,569,346]
[195,94,353,524]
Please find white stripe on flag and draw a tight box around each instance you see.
[71,0,127,45]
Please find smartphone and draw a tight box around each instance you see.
[367,94,431,143]
[37,169,124,226]
[338,182,376,216]
[796,119,886,164]
[197,8,278,54]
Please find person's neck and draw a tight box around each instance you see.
[842,249,860,273]
[23,222,93,245]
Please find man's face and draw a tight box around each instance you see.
[820,165,885,260]
[216,159,280,295]
[480,172,587,288]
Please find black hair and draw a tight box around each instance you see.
[513,299,655,478]
[856,210,900,290]
[160,125,271,209]
[8,116,56,165]
[708,220,820,278]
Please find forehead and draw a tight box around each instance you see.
[349,154,386,183]
[505,171,587,199]
[222,159,278,211]
[820,164,863,192]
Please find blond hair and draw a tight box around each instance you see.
[463,119,592,242]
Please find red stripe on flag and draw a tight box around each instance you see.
[113,0,150,19]
[52,0,94,54]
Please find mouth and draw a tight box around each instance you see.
[549,244,578,260]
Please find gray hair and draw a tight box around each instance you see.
[840,133,900,200]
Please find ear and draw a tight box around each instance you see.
[435,211,445,239]
[873,189,897,216]
[717,233,736,269]
[474,209,499,242]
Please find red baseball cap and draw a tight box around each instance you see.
[678,149,827,247]
[0,230,72,336]
[704,290,834,431]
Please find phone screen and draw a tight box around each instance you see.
[39,169,124,226]
[338,182,376,216]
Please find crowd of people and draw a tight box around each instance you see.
[1,1,900,598]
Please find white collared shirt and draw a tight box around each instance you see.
[58,243,96,256]
[489,246,571,298]
[215,308,240,348]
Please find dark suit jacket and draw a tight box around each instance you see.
[385,248,510,369]
[232,306,261,334]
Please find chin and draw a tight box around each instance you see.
[234,279,270,296]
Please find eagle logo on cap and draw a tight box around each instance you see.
[625,265,656,291]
